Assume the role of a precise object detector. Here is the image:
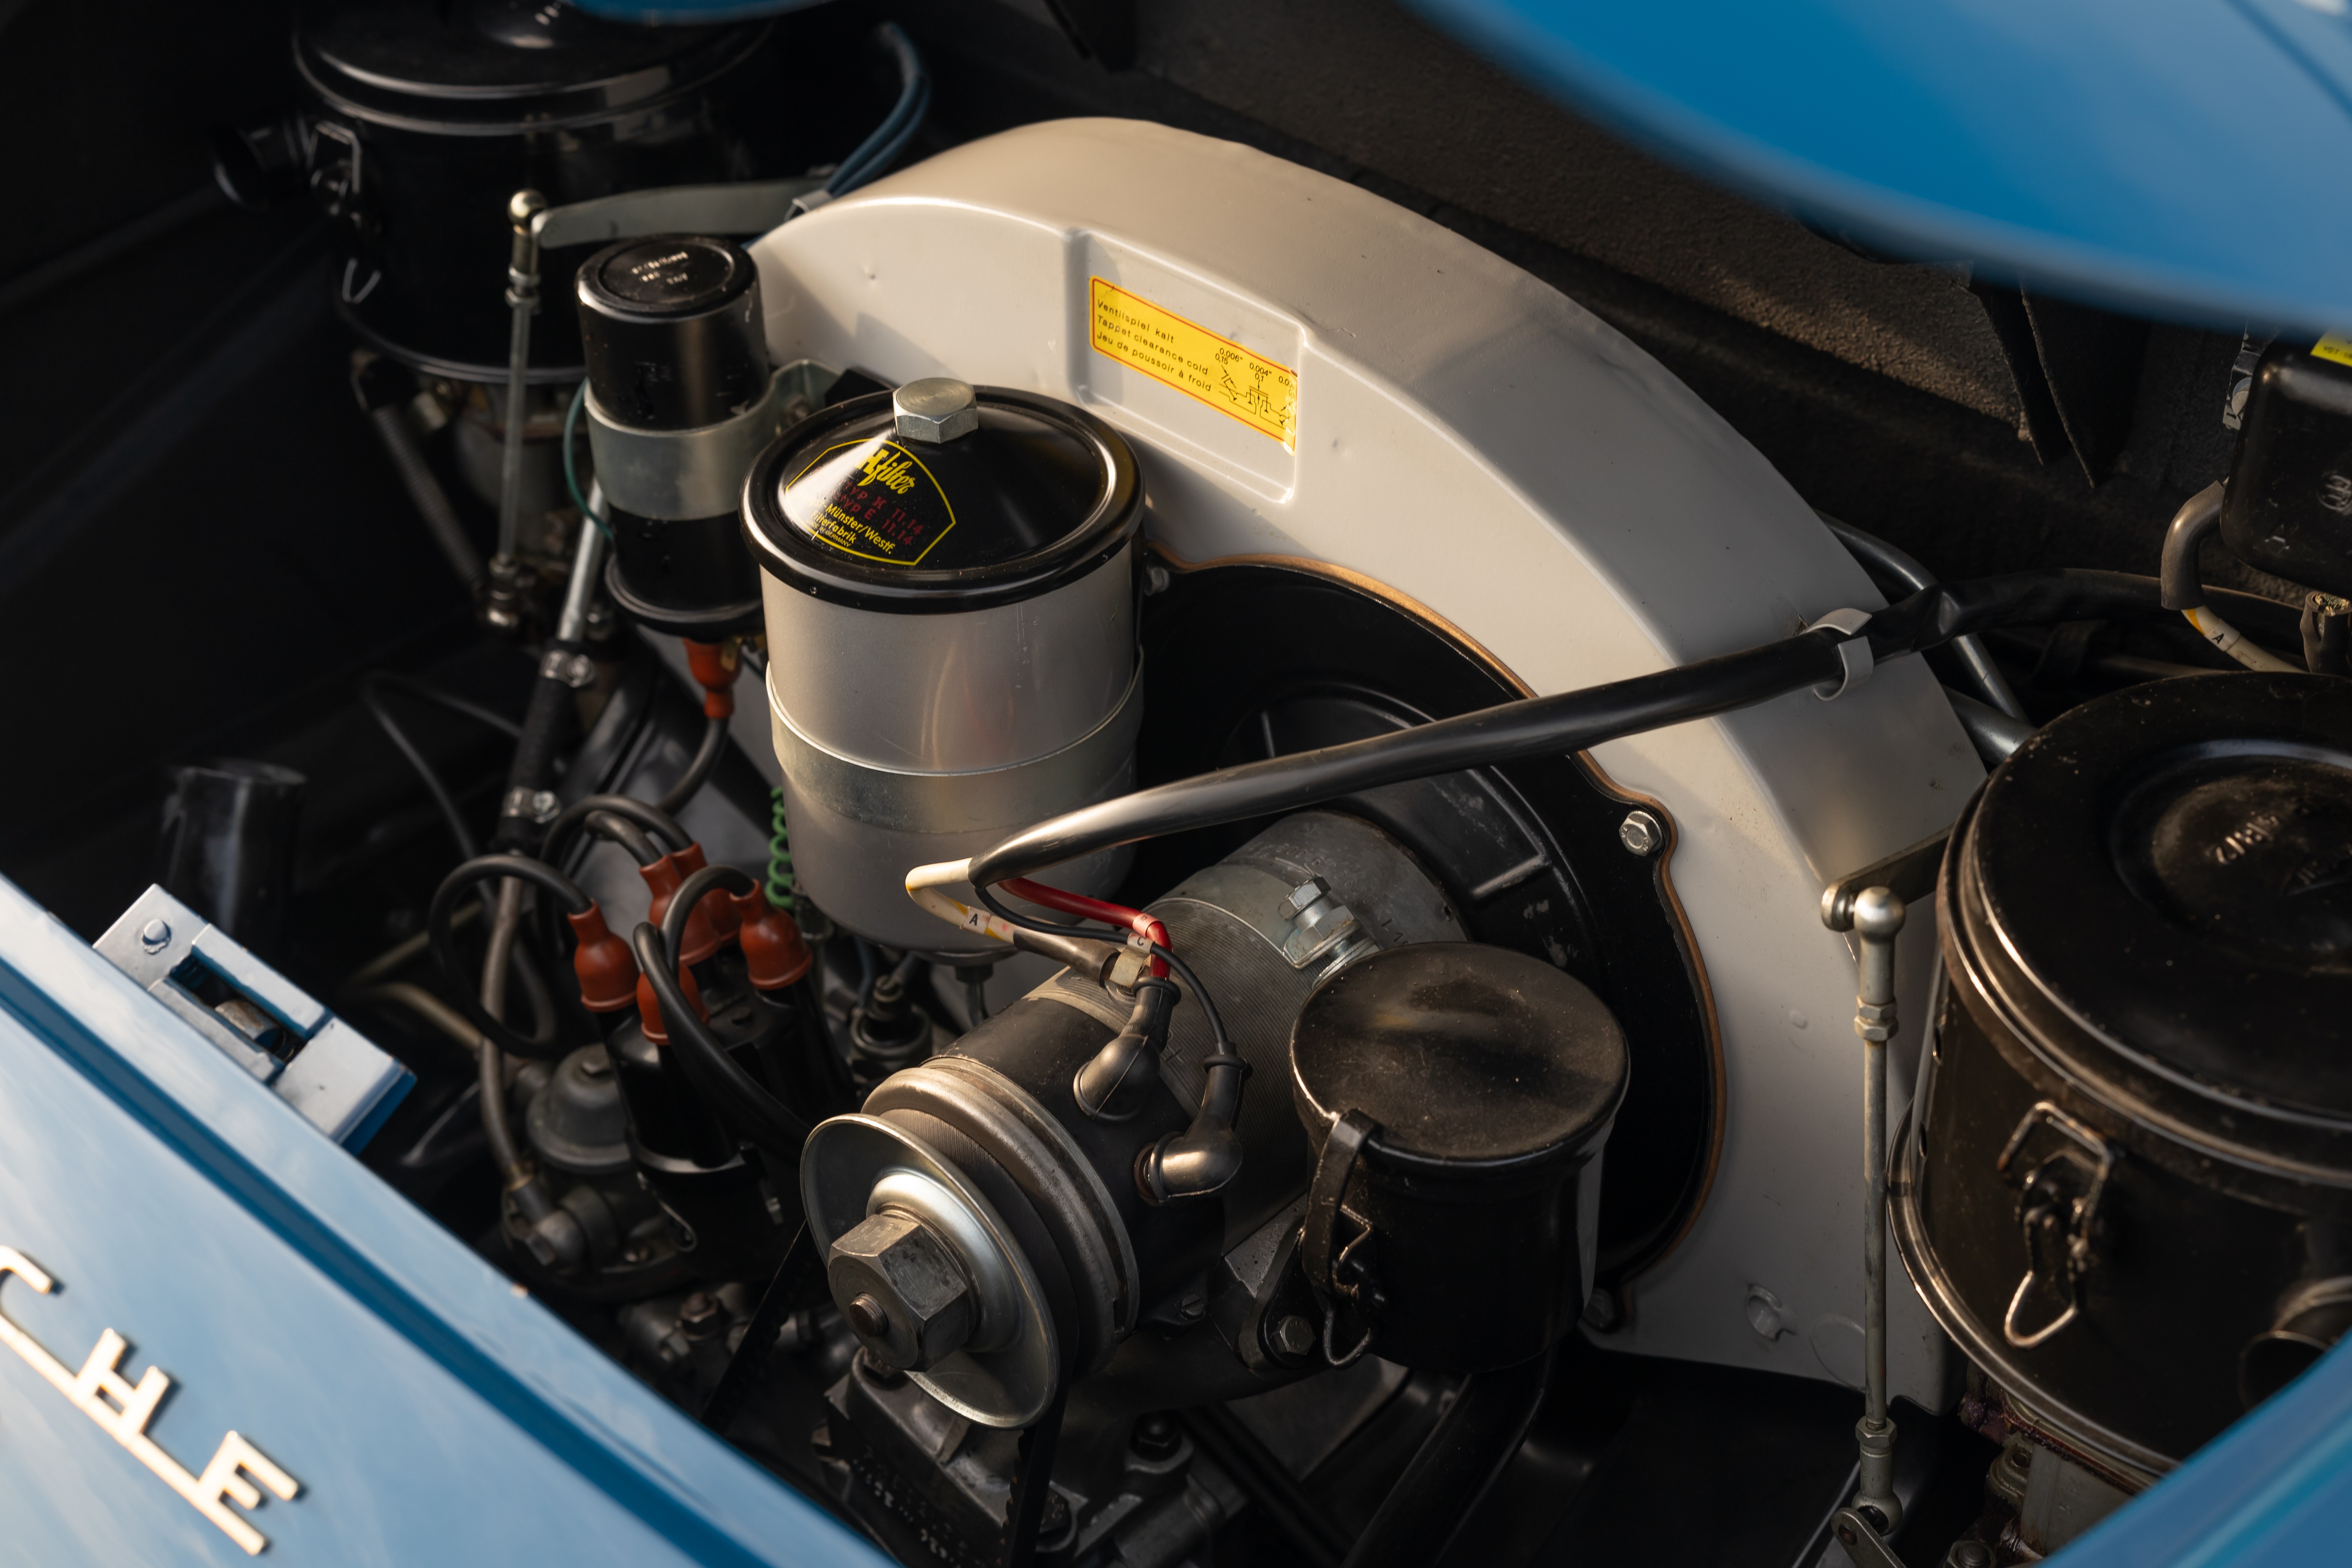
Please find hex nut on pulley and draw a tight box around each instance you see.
[827,1211,976,1372]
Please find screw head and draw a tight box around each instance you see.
[1619,810,1664,857]
[1270,1313,1317,1358]
[679,1291,724,1339]
[893,377,979,443]
[137,918,172,953]
[1130,1411,1183,1461]
[1287,877,1331,913]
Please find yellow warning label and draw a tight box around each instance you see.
[1089,277,1297,448]
[2315,333,2352,369]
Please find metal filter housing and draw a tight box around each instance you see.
[743,384,1145,948]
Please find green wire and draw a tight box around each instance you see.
[563,379,614,539]
[767,786,795,912]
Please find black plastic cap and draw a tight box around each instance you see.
[1291,944,1629,1175]
[743,386,1144,615]
[578,236,767,431]
[1955,673,2352,1163]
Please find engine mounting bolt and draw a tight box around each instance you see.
[1130,1411,1183,1461]
[846,1292,891,1339]
[1618,810,1664,857]
[1270,1313,1318,1358]
[138,919,172,953]
[679,1291,725,1341]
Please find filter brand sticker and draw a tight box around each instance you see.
[2313,333,2352,369]
[782,436,958,567]
[1089,277,1298,448]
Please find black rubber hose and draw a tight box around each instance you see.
[973,567,2320,892]
[539,793,691,868]
[494,663,579,852]
[366,672,522,739]
[353,355,484,590]
[970,630,1849,887]
[429,853,591,1059]
[660,861,755,965]
[585,809,662,867]
[632,920,813,1162]
[2161,482,2226,612]
[1342,1342,1559,1568]
[363,677,489,862]
[656,715,729,817]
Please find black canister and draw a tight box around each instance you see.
[296,0,784,381]
[1895,673,2352,1477]
[1289,943,1629,1373]
[579,235,779,637]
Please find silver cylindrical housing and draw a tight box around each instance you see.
[744,382,1146,948]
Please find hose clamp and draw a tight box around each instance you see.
[586,368,791,520]
[1806,608,1876,701]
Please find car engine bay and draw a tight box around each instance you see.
[4,4,2351,1566]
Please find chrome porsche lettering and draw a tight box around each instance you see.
[0,1246,300,1555]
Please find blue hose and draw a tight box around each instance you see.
[825,25,930,198]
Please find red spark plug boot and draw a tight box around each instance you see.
[567,901,640,1013]
[682,638,741,719]
[731,888,811,989]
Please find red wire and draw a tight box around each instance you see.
[1002,877,1169,977]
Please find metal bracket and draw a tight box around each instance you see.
[1832,1506,1906,1568]
[1821,829,1950,933]
[1997,1102,2117,1348]
[93,886,412,1148]
[1301,1110,1380,1366]
[1806,608,1877,701]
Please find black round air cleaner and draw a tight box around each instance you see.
[743,381,1145,948]
[579,235,780,637]
[1894,673,2352,1477]
[1289,942,1629,1373]
[296,0,780,380]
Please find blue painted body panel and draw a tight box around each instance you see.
[1408,0,2352,333]
[2056,1334,2352,1565]
[0,875,882,1565]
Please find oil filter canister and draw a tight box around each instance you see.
[1289,943,1629,1373]
[742,378,1145,949]
[579,234,785,636]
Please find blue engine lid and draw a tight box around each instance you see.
[1408,0,2352,333]
[0,875,882,1565]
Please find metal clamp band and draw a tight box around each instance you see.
[1806,608,1876,701]
[585,368,790,521]
[769,657,1146,834]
